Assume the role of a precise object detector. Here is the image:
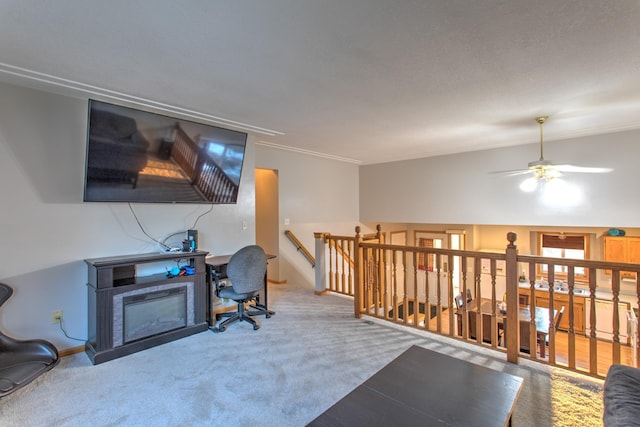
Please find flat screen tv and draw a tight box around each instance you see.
[84,99,248,203]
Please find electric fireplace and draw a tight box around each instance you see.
[85,251,209,365]
[112,283,193,346]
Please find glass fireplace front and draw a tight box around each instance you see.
[122,287,187,344]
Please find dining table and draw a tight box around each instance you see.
[457,298,555,357]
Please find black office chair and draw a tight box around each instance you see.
[213,245,267,332]
[0,282,59,397]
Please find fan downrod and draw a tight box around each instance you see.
[536,116,549,161]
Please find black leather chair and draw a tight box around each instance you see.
[212,245,267,332]
[0,283,59,397]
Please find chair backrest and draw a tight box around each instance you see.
[554,306,565,331]
[226,245,267,294]
[0,283,13,307]
[454,294,465,309]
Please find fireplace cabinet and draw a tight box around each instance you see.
[85,251,209,364]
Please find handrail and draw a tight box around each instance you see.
[284,230,315,267]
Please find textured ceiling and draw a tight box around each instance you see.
[1,0,639,164]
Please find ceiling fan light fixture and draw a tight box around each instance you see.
[492,115,611,188]
[520,177,538,192]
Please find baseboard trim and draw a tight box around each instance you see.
[268,279,287,284]
[59,345,85,357]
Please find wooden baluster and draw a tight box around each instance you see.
[328,239,335,292]
[424,255,431,332]
[392,249,398,322]
[340,239,346,294]
[490,258,497,347]
[347,240,353,295]
[460,256,468,338]
[527,261,537,355]
[413,252,420,329]
[588,267,598,375]
[436,253,442,334]
[333,239,339,293]
[380,248,385,313]
[489,258,497,347]
[472,258,482,343]
[612,270,621,364]
[369,246,376,314]
[353,227,362,318]
[447,254,454,337]
[528,263,536,308]
[472,257,481,340]
[547,266,555,364]
[567,267,576,369]
[402,250,410,326]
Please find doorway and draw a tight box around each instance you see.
[255,168,280,282]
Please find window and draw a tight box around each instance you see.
[537,232,589,280]
[417,238,442,271]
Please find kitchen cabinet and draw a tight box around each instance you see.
[603,236,640,278]
[519,288,585,334]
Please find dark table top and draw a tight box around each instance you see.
[205,253,276,267]
[469,299,554,335]
[308,345,523,427]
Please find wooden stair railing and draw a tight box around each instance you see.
[171,122,239,203]
[329,239,355,270]
[314,225,640,380]
[285,230,315,267]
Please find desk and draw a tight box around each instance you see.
[457,299,554,358]
[205,253,276,327]
[307,345,523,427]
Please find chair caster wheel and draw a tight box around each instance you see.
[266,314,271,319]
[253,325,260,330]
[215,314,222,321]
[218,326,226,332]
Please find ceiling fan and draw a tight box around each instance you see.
[495,116,612,190]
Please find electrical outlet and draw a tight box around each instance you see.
[52,310,62,324]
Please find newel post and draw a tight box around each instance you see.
[505,232,520,363]
[353,226,363,318]
[314,232,328,295]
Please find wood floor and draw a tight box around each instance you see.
[395,308,636,378]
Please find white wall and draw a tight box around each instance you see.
[255,145,364,288]
[0,82,256,350]
[360,129,640,227]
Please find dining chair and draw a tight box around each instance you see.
[546,306,565,345]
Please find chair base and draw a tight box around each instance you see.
[212,301,260,332]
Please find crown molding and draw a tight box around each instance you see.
[0,62,283,137]
[256,140,362,164]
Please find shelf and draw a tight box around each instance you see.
[112,272,201,288]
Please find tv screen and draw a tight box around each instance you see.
[84,99,248,203]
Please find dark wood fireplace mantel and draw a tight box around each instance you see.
[85,251,209,364]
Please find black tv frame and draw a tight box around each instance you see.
[83,99,248,204]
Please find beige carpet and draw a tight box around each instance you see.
[550,372,603,426]
[0,282,604,426]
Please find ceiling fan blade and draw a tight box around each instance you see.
[552,164,613,174]
[489,169,533,177]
